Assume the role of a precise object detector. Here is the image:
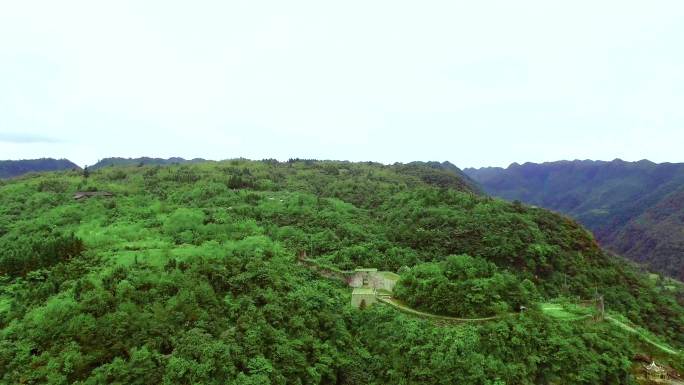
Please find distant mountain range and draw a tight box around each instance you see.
[0,157,200,179]
[465,159,684,281]
[0,158,80,179]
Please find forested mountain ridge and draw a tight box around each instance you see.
[410,160,483,194]
[465,159,684,281]
[0,159,682,384]
[0,158,80,179]
[90,156,208,170]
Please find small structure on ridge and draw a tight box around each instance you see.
[348,268,399,292]
[351,287,377,309]
[350,268,400,308]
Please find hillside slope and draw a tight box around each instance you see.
[0,158,80,179]
[610,188,684,279]
[0,160,682,384]
[465,159,684,281]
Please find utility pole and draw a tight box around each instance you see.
[595,294,605,321]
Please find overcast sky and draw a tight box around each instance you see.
[1,1,683,168]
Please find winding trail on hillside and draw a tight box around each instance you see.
[380,297,681,355]
[299,257,682,356]
[376,296,502,322]
[605,316,681,355]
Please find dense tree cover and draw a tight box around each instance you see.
[465,159,684,281]
[378,188,684,344]
[1,237,359,384]
[0,232,84,278]
[394,255,536,317]
[612,188,684,280]
[0,159,682,384]
[354,307,636,385]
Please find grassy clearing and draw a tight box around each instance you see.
[540,303,575,319]
[540,302,594,321]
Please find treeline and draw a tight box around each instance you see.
[0,232,84,277]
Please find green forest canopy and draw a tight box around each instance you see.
[0,159,682,384]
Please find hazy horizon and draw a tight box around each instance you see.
[2,1,683,168]
[1,154,677,171]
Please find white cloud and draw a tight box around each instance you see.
[0,132,60,143]
[1,0,683,167]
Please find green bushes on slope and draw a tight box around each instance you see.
[394,255,537,317]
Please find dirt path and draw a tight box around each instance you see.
[377,296,502,322]
[300,259,682,357]
[605,316,681,356]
